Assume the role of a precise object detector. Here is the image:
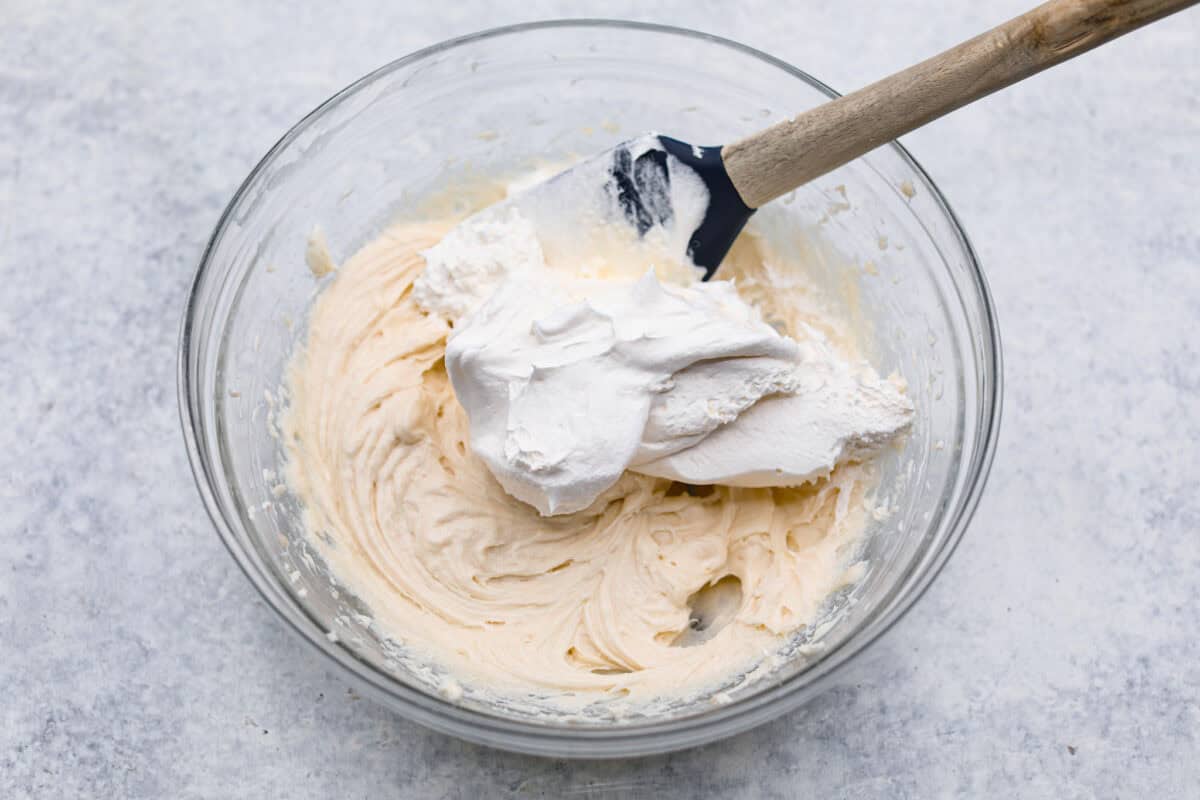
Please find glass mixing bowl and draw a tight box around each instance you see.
[179,21,1001,758]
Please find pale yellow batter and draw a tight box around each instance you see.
[283,221,879,701]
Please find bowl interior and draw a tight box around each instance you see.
[183,21,997,753]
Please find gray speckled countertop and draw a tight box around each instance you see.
[2,1,1198,797]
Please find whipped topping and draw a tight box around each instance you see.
[412,207,544,322]
[417,201,913,516]
[445,271,807,515]
[636,333,915,486]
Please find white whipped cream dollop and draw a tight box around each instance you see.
[447,271,806,515]
[416,201,912,517]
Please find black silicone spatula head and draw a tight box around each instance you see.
[485,133,754,281]
[613,135,755,279]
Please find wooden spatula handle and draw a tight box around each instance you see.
[723,0,1197,208]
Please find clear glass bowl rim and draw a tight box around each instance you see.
[178,18,1003,758]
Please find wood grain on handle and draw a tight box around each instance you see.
[722,0,1197,209]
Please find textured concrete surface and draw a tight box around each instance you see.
[2,1,1198,797]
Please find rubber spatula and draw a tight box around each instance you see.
[474,0,1196,279]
